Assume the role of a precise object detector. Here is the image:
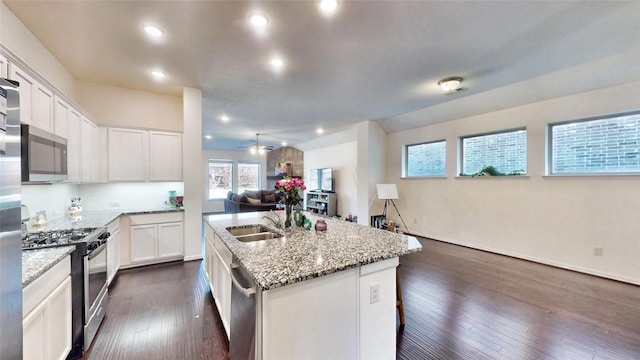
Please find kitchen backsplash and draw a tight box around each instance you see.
[22,182,184,219]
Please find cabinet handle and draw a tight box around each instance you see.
[230,263,256,297]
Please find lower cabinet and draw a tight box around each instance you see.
[106,219,121,286]
[23,256,72,360]
[127,212,184,266]
[204,224,232,338]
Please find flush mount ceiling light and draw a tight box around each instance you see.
[319,0,339,13]
[144,25,163,37]
[437,76,464,93]
[249,13,269,27]
[204,135,213,140]
[270,57,285,69]
[316,128,324,135]
[219,115,230,122]
[151,71,166,79]
[281,141,287,146]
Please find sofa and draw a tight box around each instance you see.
[223,189,280,214]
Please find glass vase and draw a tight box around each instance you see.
[285,204,293,228]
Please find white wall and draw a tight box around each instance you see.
[76,81,183,131]
[386,80,640,285]
[303,141,358,218]
[202,149,268,213]
[356,121,387,225]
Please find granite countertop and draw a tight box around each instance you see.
[22,246,75,288]
[203,211,423,291]
[26,206,183,233]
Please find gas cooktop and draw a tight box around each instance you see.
[22,227,98,249]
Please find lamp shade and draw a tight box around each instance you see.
[376,184,399,200]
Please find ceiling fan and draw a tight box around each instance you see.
[239,133,274,155]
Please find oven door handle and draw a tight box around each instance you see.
[87,242,107,260]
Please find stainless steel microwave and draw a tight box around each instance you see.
[21,124,67,182]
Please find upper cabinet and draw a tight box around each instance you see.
[81,116,100,183]
[8,63,54,132]
[8,63,34,125]
[149,131,182,181]
[108,128,149,181]
[0,54,8,78]
[54,96,82,183]
[108,127,182,182]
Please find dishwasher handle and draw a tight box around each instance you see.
[230,263,256,298]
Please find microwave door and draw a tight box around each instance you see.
[54,142,67,175]
[29,134,56,175]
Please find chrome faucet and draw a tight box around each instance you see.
[262,211,283,229]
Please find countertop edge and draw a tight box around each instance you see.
[22,246,75,288]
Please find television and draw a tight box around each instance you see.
[310,168,333,192]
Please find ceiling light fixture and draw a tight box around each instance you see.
[437,76,464,92]
[316,128,324,135]
[319,0,339,13]
[281,141,287,146]
[144,25,163,37]
[204,135,213,140]
[151,71,166,79]
[220,115,230,122]
[249,13,269,27]
[270,58,285,68]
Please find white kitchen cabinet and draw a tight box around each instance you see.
[107,219,121,286]
[108,128,149,181]
[149,131,182,181]
[0,54,8,78]
[32,82,54,132]
[8,63,34,125]
[81,116,99,183]
[53,96,70,138]
[127,212,184,266]
[23,256,72,360]
[66,108,82,182]
[204,224,231,338]
[130,224,157,263]
[106,127,182,182]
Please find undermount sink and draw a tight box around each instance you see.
[226,224,283,243]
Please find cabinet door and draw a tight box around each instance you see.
[0,54,8,78]
[33,82,54,132]
[54,96,69,138]
[107,228,121,286]
[108,128,148,181]
[149,131,182,181]
[66,109,82,183]
[47,276,72,360]
[130,224,157,263]
[8,63,34,125]
[157,222,183,258]
[218,252,232,336]
[23,297,47,360]
[81,117,99,183]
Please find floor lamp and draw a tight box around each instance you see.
[376,184,409,232]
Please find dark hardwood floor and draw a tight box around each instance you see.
[84,237,640,360]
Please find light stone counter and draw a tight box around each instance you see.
[26,206,184,233]
[203,211,422,291]
[22,246,75,287]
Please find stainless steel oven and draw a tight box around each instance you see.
[84,233,108,350]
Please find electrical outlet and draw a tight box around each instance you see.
[370,284,380,304]
[593,247,603,256]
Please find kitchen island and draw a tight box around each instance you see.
[203,211,422,360]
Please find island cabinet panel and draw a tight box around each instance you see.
[23,256,72,360]
[204,224,232,338]
[358,257,398,360]
[261,268,358,360]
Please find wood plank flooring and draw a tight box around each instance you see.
[84,237,640,360]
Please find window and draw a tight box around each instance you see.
[208,160,233,199]
[238,162,261,193]
[550,111,640,174]
[461,129,527,175]
[405,140,446,176]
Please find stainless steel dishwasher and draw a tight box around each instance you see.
[230,257,258,359]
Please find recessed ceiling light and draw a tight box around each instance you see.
[316,128,324,135]
[319,0,339,13]
[220,115,230,122]
[144,26,163,37]
[281,141,287,146]
[151,71,165,79]
[204,135,213,140]
[249,13,269,27]
[270,58,285,68]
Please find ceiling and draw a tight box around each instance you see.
[5,1,640,151]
